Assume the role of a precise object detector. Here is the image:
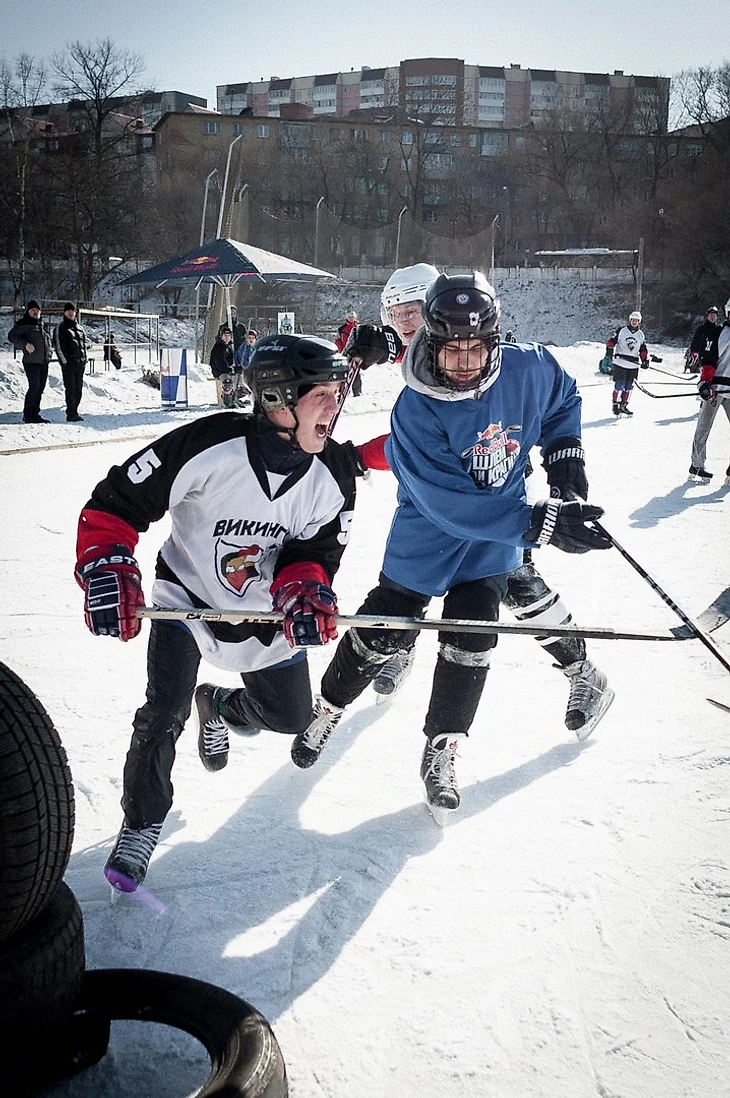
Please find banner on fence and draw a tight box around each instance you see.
[278,312,295,335]
[160,348,189,409]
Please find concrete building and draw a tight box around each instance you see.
[218,59,669,134]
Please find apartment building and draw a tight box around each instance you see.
[217,58,669,134]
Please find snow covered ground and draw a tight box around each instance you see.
[2,333,730,1098]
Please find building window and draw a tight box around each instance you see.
[256,124,270,138]
[423,210,441,223]
[232,124,244,135]
[203,121,222,135]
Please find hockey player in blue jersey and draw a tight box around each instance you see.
[290,273,612,818]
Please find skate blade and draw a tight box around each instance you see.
[374,690,394,707]
[573,687,616,742]
[423,794,457,828]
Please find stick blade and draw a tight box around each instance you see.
[671,586,730,639]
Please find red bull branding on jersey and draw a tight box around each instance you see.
[461,422,521,487]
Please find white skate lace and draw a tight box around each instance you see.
[203,715,229,757]
[302,700,342,751]
[111,823,162,871]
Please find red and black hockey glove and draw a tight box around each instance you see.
[75,545,144,641]
[344,324,403,368]
[271,577,339,647]
[525,501,612,555]
[543,437,588,501]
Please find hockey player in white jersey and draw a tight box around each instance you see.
[75,334,371,892]
[605,310,649,416]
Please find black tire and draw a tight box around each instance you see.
[72,968,288,1097]
[0,659,75,941]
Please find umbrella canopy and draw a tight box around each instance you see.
[118,238,337,289]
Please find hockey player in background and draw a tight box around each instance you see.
[604,310,649,416]
[685,305,720,374]
[688,296,730,482]
[292,273,613,819]
[347,265,615,736]
[75,334,375,892]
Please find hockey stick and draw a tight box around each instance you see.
[137,607,680,643]
[326,356,362,438]
[645,363,695,382]
[635,381,698,400]
[672,584,730,639]
[581,516,730,673]
[707,697,730,715]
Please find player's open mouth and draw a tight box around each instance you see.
[315,422,328,438]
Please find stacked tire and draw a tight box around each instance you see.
[0,659,93,1092]
[0,660,289,1096]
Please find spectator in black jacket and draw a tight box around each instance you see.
[686,306,721,373]
[53,303,88,422]
[209,325,236,406]
[8,299,53,423]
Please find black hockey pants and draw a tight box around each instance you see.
[320,572,509,739]
[121,620,313,828]
[502,553,585,666]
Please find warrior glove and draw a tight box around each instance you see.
[344,324,403,367]
[525,501,613,555]
[543,437,588,501]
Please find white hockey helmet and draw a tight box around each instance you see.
[725,297,730,318]
[380,263,440,325]
[629,310,642,323]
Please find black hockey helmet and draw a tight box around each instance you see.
[422,272,501,392]
[247,334,350,412]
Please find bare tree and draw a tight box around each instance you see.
[0,54,47,300]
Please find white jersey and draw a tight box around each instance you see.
[79,412,357,672]
[610,325,647,366]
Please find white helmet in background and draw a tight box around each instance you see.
[380,263,440,325]
[629,310,642,324]
[724,297,730,319]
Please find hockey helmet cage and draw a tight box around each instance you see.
[247,334,350,412]
[423,272,502,393]
[380,263,440,325]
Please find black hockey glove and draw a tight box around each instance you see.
[698,380,714,401]
[543,437,588,501]
[524,500,613,555]
[344,324,403,368]
[75,546,145,641]
[339,439,369,479]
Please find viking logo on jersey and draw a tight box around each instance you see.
[216,540,264,596]
[461,423,521,487]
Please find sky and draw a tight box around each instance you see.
[2,0,729,108]
[2,286,730,1095]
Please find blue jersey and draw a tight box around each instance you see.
[383,338,582,595]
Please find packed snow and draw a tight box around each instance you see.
[1,318,729,1097]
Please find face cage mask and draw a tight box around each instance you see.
[427,332,502,393]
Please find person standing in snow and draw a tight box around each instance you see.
[53,302,88,422]
[336,308,362,395]
[290,273,612,819]
[347,264,615,735]
[74,334,379,892]
[209,324,237,407]
[685,305,721,374]
[8,299,53,424]
[688,297,730,483]
[604,310,649,416]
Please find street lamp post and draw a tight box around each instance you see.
[489,213,500,285]
[395,206,408,267]
[207,132,244,337]
[314,196,325,268]
[194,167,218,362]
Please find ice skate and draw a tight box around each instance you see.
[291,695,344,769]
[195,684,231,772]
[373,648,415,705]
[420,733,465,824]
[104,821,163,893]
[689,465,713,482]
[617,404,633,416]
[561,660,615,741]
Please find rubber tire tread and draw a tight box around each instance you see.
[76,968,288,1097]
[0,659,75,941]
[0,879,85,1033]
